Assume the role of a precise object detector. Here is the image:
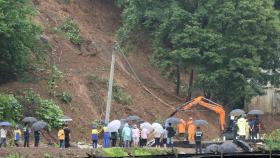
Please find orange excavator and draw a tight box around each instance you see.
[170,96,226,131]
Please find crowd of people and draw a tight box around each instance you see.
[0,115,260,154]
[229,115,260,141]
[89,118,204,154]
[0,123,71,148]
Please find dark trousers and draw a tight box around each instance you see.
[195,141,202,154]
[24,138,29,147]
[0,138,7,147]
[111,139,117,147]
[14,140,19,147]
[23,138,29,147]
[34,137,40,147]
[92,140,98,148]
[65,138,70,148]
[140,139,147,147]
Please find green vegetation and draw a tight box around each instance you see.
[60,18,83,45]
[57,91,72,103]
[0,0,45,83]
[0,94,22,124]
[113,84,133,105]
[36,99,63,130]
[102,148,129,157]
[5,154,22,158]
[96,148,173,157]
[23,89,63,130]
[48,65,64,96]
[89,74,133,105]
[264,129,280,151]
[116,0,280,108]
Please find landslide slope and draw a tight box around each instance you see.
[1,0,194,141]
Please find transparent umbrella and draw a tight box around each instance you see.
[108,120,121,132]
[152,123,163,133]
[140,122,153,132]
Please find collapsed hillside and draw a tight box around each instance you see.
[2,0,279,142]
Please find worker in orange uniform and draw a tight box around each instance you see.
[187,117,196,143]
[177,119,186,141]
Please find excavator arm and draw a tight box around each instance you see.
[170,96,225,131]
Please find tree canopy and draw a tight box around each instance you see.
[0,0,43,83]
[116,0,280,107]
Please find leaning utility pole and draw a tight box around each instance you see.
[105,42,118,124]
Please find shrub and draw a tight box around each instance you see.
[88,74,133,105]
[0,94,22,124]
[36,99,64,130]
[57,91,72,103]
[113,85,133,106]
[264,129,280,151]
[60,18,83,45]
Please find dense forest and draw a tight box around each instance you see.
[116,0,280,108]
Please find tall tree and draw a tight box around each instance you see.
[116,0,280,108]
[0,0,43,83]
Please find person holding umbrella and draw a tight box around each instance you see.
[23,123,31,147]
[166,123,175,148]
[0,126,7,147]
[64,124,71,148]
[34,130,41,147]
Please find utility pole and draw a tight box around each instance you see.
[105,42,118,124]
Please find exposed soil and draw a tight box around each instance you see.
[0,0,279,152]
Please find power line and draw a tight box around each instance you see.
[116,43,176,110]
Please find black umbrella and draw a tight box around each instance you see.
[165,117,180,126]
[205,144,220,154]
[230,109,245,117]
[32,121,47,131]
[218,142,238,153]
[22,117,37,124]
[248,109,264,115]
[126,115,140,121]
[193,120,208,126]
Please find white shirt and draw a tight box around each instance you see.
[0,128,7,138]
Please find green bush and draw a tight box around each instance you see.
[264,129,280,151]
[101,148,129,157]
[5,154,22,158]
[57,91,72,103]
[60,18,83,45]
[88,74,133,105]
[113,85,133,106]
[0,94,22,123]
[36,99,64,130]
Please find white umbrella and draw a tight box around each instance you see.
[108,120,121,132]
[152,123,163,133]
[59,116,73,122]
[140,122,153,132]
